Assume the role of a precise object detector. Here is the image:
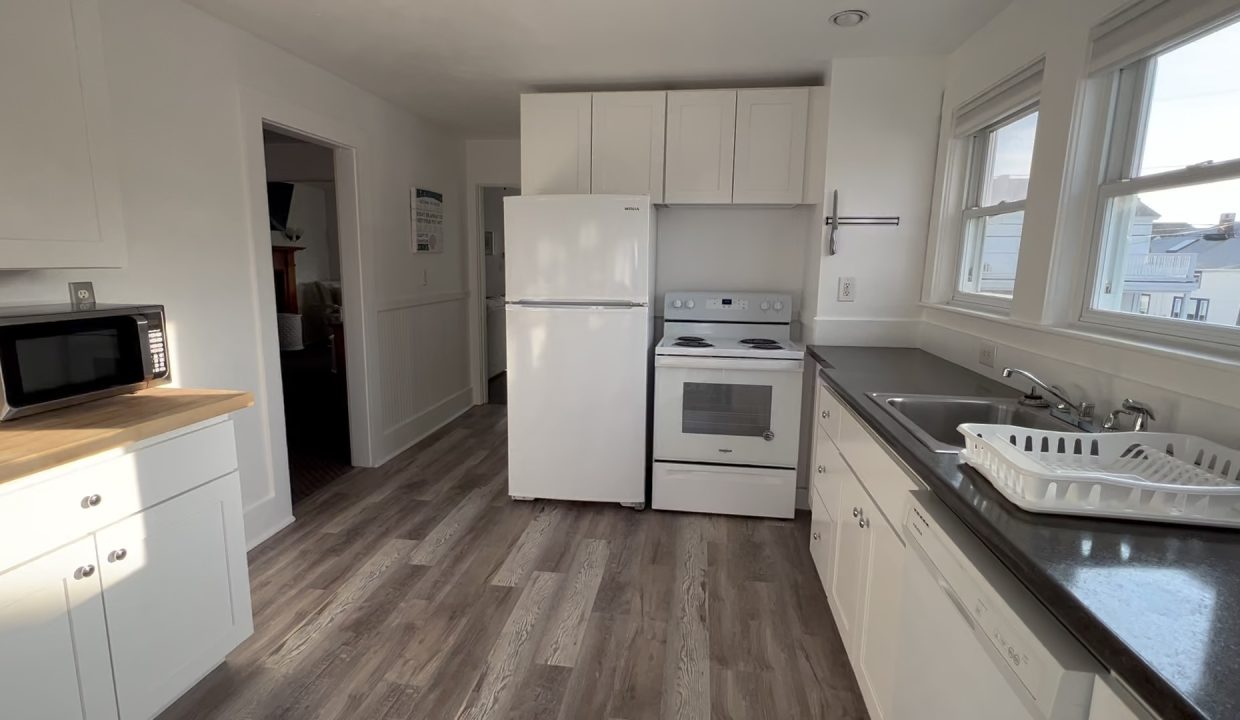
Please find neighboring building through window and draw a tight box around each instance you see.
[958,109,1039,300]
[1087,17,1240,340]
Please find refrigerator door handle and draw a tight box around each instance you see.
[507,301,647,310]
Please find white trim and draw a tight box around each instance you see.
[236,88,376,545]
[244,514,294,551]
[1088,0,1240,75]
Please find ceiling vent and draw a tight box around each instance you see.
[829,10,870,27]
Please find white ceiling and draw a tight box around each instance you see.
[188,0,1013,137]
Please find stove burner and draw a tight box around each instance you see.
[677,336,705,342]
[750,343,784,350]
[740,338,778,345]
[674,340,713,348]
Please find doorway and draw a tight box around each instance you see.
[262,127,352,503]
[481,186,519,405]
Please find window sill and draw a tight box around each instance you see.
[921,302,1240,375]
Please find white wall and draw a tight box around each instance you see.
[806,56,947,346]
[916,0,1240,448]
[0,0,471,547]
[655,206,815,316]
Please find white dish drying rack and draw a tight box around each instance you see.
[958,423,1240,528]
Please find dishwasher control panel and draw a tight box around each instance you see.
[905,497,1099,719]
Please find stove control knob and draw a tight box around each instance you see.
[672,299,683,308]
[761,301,771,311]
[773,301,784,311]
[685,300,695,309]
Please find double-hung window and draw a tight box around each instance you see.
[947,59,1044,308]
[1086,14,1240,341]
[958,108,1040,302]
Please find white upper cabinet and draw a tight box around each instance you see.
[664,90,737,204]
[0,537,118,720]
[521,93,592,195]
[591,91,666,202]
[732,88,809,204]
[0,0,126,268]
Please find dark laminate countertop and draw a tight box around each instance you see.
[808,346,1240,720]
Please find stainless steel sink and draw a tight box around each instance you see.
[867,393,1079,453]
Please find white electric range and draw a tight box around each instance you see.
[652,291,805,519]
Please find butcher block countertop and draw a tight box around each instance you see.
[0,388,253,485]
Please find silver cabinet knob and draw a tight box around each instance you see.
[82,494,102,508]
[77,564,96,579]
[859,517,869,529]
[109,548,128,563]
[852,507,860,518]
[821,410,829,419]
[811,532,821,541]
[762,430,774,442]
[817,465,826,473]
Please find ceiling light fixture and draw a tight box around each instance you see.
[829,9,870,27]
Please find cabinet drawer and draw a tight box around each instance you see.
[0,419,238,572]
[837,409,917,528]
[815,379,843,440]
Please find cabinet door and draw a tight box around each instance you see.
[0,0,125,268]
[732,88,809,204]
[591,92,666,201]
[855,508,906,720]
[521,93,591,195]
[809,484,835,591]
[828,467,872,649]
[0,537,119,720]
[664,90,736,204]
[96,473,253,720]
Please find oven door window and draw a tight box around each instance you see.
[681,382,772,437]
[0,316,144,408]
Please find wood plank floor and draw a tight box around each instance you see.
[158,405,867,720]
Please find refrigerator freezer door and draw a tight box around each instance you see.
[504,195,652,304]
[506,304,651,504]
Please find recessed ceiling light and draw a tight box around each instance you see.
[829,9,870,27]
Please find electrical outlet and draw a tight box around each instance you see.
[979,341,997,368]
[837,277,856,302]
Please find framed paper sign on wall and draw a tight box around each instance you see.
[412,188,444,253]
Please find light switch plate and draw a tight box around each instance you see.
[68,281,96,310]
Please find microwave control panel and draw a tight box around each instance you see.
[148,325,168,377]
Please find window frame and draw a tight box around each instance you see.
[1080,24,1240,348]
[953,103,1040,311]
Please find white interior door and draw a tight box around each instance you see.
[506,304,650,504]
[0,537,118,720]
[96,474,253,720]
[504,194,652,303]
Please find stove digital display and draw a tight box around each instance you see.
[722,298,732,306]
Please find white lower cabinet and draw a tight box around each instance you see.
[812,381,908,720]
[0,537,118,720]
[0,419,252,720]
[97,473,251,720]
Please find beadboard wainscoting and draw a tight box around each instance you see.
[376,292,474,464]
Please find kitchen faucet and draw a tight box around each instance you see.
[1002,367,1095,425]
[1103,399,1157,432]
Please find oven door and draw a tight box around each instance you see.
[654,355,803,468]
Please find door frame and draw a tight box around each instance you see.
[238,88,375,537]
[468,183,517,404]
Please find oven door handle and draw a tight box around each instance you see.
[655,356,803,372]
[132,315,154,381]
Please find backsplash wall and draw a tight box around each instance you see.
[654,205,815,317]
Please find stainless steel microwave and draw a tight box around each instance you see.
[0,303,170,421]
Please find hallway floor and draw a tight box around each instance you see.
[158,405,866,720]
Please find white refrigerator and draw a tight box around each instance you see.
[504,194,654,506]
